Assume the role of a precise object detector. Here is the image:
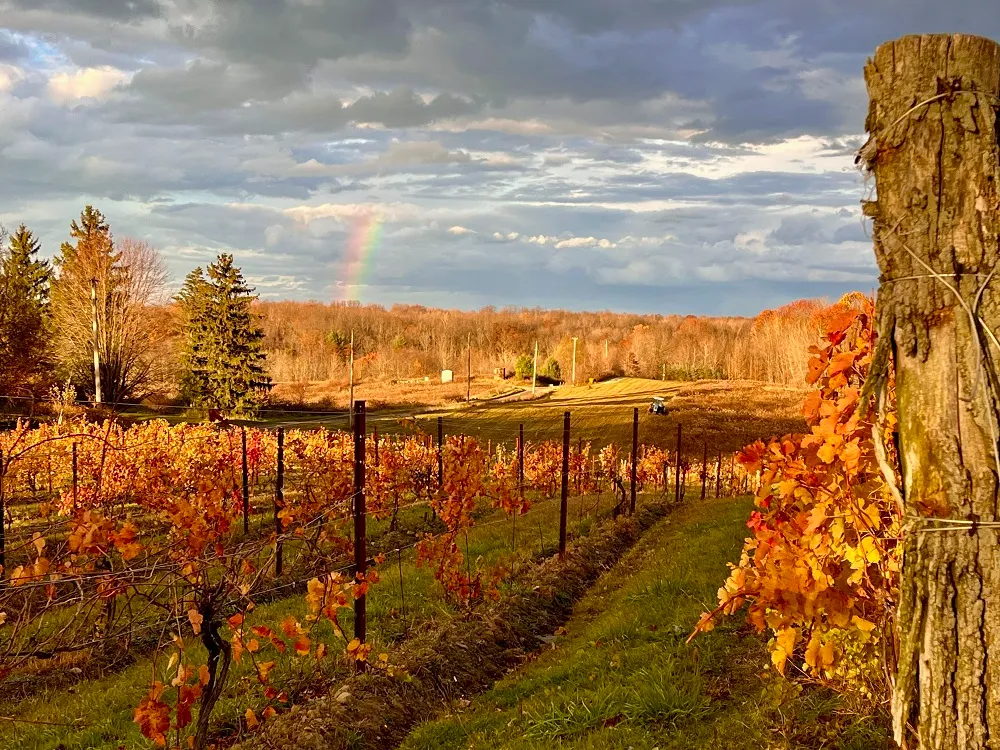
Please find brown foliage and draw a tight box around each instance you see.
[254,299,839,394]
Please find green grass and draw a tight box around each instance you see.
[0,487,645,750]
[400,497,892,750]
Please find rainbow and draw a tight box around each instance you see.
[337,213,382,302]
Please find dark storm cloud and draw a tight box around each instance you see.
[110,74,484,134]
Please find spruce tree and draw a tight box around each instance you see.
[177,267,211,403]
[178,255,270,415]
[0,224,52,395]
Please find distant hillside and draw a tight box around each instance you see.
[254,296,858,388]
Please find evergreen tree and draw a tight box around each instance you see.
[178,255,270,415]
[0,224,52,395]
[542,356,562,381]
[514,353,534,380]
[176,267,211,403]
[57,205,116,270]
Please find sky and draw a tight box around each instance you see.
[0,1,997,315]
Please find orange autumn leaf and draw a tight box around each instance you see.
[280,616,299,639]
[134,683,171,746]
[256,661,276,683]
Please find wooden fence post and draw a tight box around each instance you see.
[700,441,708,501]
[629,407,638,514]
[72,442,78,513]
[517,423,524,494]
[353,401,367,648]
[715,450,722,499]
[274,427,284,576]
[674,423,682,503]
[0,448,5,578]
[729,454,735,497]
[241,427,250,535]
[437,416,444,489]
[559,411,570,558]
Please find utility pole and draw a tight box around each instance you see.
[467,332,472,403]
[90,278,102,405]
[662,363,665,381]
[348,329,355,428]
[531,341,538,395]
[571,337,578,386]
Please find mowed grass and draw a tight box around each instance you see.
[0,487,651,750]
[401,496,892,750]
[400,377,808,457]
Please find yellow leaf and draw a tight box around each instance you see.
[256,661,275,682]
[804,633,821,669]
[861,536,881,564]
[245,708,259,729]
[819,641,836,669]
[817,441,837,464]
[771,627,797,675]
[852,615,877,633]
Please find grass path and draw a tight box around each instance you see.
[400,496,892,750]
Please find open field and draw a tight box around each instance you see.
[101,377,807,456]
[401,496,891,750]
[267,376,512,414]
[400,377,809,457]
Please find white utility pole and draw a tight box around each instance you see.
[571,337,578,386]
[348,330,355,428]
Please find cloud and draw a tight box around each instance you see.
[47,65,130,103]
[281,202,422,225]
[0,0,924,314]
[0,63,24,92]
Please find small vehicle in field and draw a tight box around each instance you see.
[648,396,667,415]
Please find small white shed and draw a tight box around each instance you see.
[441,369,454,383]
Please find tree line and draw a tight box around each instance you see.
[258,297,835,393]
